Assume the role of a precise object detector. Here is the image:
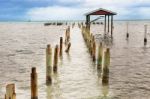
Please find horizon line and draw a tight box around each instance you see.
[0,19,150,22]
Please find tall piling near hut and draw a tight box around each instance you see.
[5,84,16,99]
[60,37,63,56]
[46,44,52,85]
[97,43,103,69]
[53,45,59,72]
[31,67,38,99]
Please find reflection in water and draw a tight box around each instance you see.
[102,70,109,97]
[59,56,63,66]
[66,53,71,62]
[97,67,102,79]
[46,72,62,99]
[53,73,62,99]
[126,38,129,45]
[101,48,110,97]
[46,85,52,99]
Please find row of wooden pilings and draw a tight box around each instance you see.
[79,23,110,91]
[126,22,148,45]
[4,25,72,99]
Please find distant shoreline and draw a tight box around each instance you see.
[0,19,150,22]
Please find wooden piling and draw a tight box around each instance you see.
[46,44,52,85]
[67,27,70,42]
[53,45,59,72]
[60,37,63,56]
[103,48,110,69]
[90,34,93,55]
[102,71,109,86]
[65,29,68,45]
[5,84,16,99]
[91,36,96,62]
[65,42,71,53]
[46,45,52,67]
[92,40,96,62]
[126,22,129,39]
[102,48,110,86]
[144,25,147,45]
[97,43,103,69]
[31,67,38,99]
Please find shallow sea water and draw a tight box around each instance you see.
[0,21,150,99]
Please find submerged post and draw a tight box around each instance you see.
[144,25,147,45]
[60,37,63,56]
[53,45,59,72]
[5,84,16,99]
[31,67,38,99]
[46,44,52,85]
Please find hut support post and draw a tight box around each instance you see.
[86,15,90,32]
[104,15,106,34]
[111,15,113,37]
[108,15,110,34]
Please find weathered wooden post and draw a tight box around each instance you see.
[97,43,103,69]
[46,44,52,85]
[144,25,147,45]
[67,27,70,42]
[65,29,67,44]
[53,45,59,72]
[102,48,110,85]
[90,34,93,55]
[65,29,68,45]
[65,42,71,53]
[5,84,16,99]
[126,22,129,39]
[60,37,63,56]
[92,39,96,62]
[31,67,38,99]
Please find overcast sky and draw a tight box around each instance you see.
[0,0,150,21]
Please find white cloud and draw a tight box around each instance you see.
[57,0,82,3]
[26,0,150,20]
[27,6,90,20]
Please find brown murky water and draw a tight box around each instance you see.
[0,21,150,99]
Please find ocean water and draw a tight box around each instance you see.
[0,21,150,99]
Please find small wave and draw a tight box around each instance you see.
[15,49,34,54]
[7,53,15,57]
